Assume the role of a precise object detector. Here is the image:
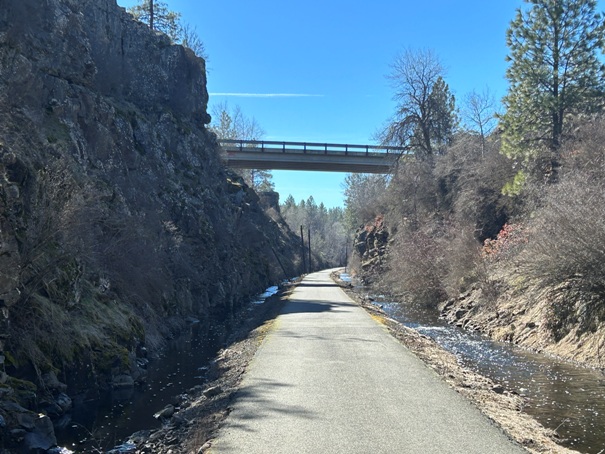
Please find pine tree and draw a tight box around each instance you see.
[128,0,181,42]
[279,197,347,267]
[501,0,605,165]
[425,77,458,155]
[127,0,207,59]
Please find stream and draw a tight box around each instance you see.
[55,286,280,453]
[352,280,605,454]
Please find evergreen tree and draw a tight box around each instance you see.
[246,169,275,192]
[128,0,207,58]
[501,0,605,164]
[425,77,458,155]
[282,195,296,211]
[128,0,181,41]
[280,197,347,267]
[343,173,389,229]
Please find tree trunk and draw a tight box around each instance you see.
[149,0,155,30]
[551,20,560,150]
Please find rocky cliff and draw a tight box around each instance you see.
[352,216,389,283]
[0,0,299,450]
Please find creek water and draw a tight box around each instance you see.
[360,287,605,454]
[55,286,279,453]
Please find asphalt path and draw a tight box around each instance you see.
[209,269,525,453]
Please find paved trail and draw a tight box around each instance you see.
[210,269,525,454]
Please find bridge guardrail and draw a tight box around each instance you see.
[219,139,408,156]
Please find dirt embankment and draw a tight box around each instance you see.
[354,214,605,373]
[439,274,605,370]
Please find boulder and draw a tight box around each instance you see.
[55,393,72,412]
[41,372,67,392]
[112,374,135,389]
[153,404,175,420]
[492,384,505,394]
[202,385,223,398]
[23,414,57,451]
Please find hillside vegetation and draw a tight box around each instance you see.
[348,0,605,368]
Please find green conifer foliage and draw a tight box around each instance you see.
[501,0,605,164]
[128,0,182,42]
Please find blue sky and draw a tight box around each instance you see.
[117,0,531,207]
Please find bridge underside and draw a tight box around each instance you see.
[223,149,398,174]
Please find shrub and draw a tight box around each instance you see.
[482,223,527,260]
[435,133,516,241]
[386,158,439,230]
[385,227,447,308]
[441,222,484,296]
[516,171,605,293]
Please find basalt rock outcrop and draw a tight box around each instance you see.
[353,216,389,282]
[0,0,299,450]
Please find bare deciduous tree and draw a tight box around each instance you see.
[209,102,274,191]
[462,87,498,155]
[377,48,457,161]
[128,0,208,59]
[180,23,208,60]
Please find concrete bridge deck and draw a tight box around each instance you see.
[220,139,407,173]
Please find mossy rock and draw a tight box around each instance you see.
[6,377,37,393]
[92,344,131,373]
[6,377,37,406]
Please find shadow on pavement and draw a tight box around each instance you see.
[280,300,339,314]
[225,378,316,433]
[295,282,338,288]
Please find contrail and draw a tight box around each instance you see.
[209,93,323,98]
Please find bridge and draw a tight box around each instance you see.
[220,139,408,173]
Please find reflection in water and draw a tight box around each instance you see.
[372,296,605,454]
[59,320,221,452]
[57,285,281,453]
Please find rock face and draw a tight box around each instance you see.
[0,0,299,449]
[353,216,389,282]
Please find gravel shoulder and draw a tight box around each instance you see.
[116,283,295,454]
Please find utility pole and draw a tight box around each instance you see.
[344,241,348,273]
[149,0,155,30]
[300,226,306,275]
[308,227,312,273]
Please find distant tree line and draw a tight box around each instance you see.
[280,196,347,269]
